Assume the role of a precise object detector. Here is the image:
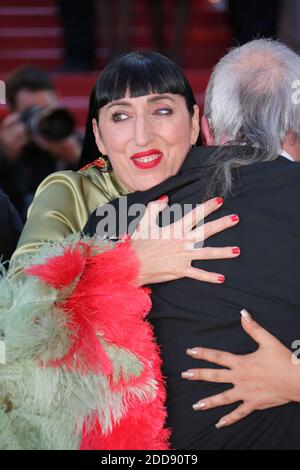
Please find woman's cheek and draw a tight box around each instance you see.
[108,131,129,154]
[165,121,191,153]
[164,117,190,143]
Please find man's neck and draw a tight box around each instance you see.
[282,145,300,161]
[282,133,300,161]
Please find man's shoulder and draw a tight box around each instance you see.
[238,155,300,182]
[184,145,300,171]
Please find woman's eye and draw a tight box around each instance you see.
[154,108,173,115]
[111,112,129,122]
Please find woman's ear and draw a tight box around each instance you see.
[191,104,200,145]
[92,118,107,155]
[201,115,215,146]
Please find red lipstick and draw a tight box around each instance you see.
[130,149,163,169]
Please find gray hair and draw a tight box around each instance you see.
[202,39,300,198]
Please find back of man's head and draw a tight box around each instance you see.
[204,39,300,158]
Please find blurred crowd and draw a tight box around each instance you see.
[57,0,190,71]
[57,0,284,72]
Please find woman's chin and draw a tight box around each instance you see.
[133,174,167,192]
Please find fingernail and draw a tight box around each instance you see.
[240,309,252,323]
[193,401,206,410]
[215,418,227,429]
[216,197,223,205]
[231,215,239,222]
[218,275,225,283]
[158,195,168,202]
[232,247,240,254]
[119,233,129,240]
[186,348,201,356]
[182,371,194,378]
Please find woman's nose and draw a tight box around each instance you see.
[134,115,153,147]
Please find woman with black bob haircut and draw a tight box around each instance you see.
[2,51,240,450]
[79,50,200,168]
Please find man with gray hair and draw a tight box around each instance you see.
[202,39,300,186]
[84,39,300,449]
[191,37,300,209]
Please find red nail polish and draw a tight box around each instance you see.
[231,215,239,222]
[216,197,223,205]
[218,275,225,283]
[232,247,240,254]
[158,195,168,201]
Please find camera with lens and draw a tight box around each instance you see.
[20,105,75,142]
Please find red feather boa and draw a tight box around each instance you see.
[26,238,170,450]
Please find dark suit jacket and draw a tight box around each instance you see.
[0,188,23,263]
[84,146,300,449]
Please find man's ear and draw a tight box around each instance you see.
[191,104,200,145]
[201,115,215,146]
[92,118,107,155]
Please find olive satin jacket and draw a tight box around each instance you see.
[11,163,129,263]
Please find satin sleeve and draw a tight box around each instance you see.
[10,170,112,264]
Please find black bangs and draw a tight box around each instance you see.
[93,51,196,115]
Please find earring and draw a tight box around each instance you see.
[79,152,111,173]
[96,153,107,169]
[96,153,111,173]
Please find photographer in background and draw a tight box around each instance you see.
[0,66,82,220]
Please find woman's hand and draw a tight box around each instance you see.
[130,195,240,286]
[182,310,300,429]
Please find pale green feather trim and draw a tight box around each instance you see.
[0,234,156,449]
